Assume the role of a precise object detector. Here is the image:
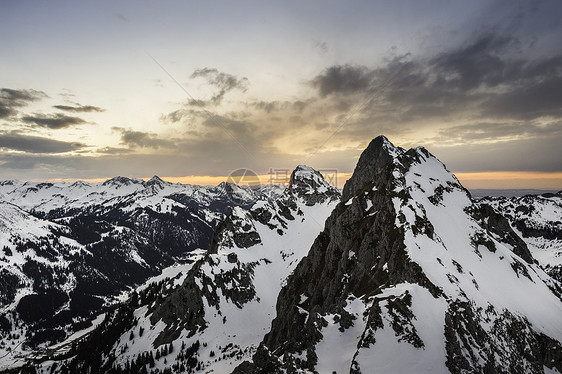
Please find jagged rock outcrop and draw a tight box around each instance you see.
[0,176,276,369]
[481,191,562,285]
[6,138,562,374]
[238,135,562,374]
[47,166,340,374]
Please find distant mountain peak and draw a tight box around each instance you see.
[216,180,236,189]
[145,175,166,187]
[290,165,328,188]
[0,180,19,186]
[289,165,340,204]
[69,180,89,187]
[102,176,138,186]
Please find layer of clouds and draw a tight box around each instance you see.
[0,88,47,119]
[247,100,310,114]
[432,122,562,145]
[53,104,105,113]
[21,113,87,129]
[0,132,86,154]
[2,17,562,181]
[190,68,249,105]
[112,127,176,149]
[96,146,133,155]
[159,30,562,175]
[431,134,562,173]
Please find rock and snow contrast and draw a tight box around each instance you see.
[236,136,562,373]
[1,136,562,374]
[481,192,562,285]
[0,176,281,370]
[50,166,340,373]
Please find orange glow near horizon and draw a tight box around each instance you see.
[454,171,562,190]
[43,171,561,190]
[163,173,354,188]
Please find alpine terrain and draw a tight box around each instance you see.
[236,136,562,373]
[0,176,280,370]
[1,136,561,374]
[43,165,340,373]
[481,192,562,286]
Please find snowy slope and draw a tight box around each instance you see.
[481,192,562,281]
[241,136,562,374]
[0,176,282,370]
[5,140,562,374]
[0,176,275,219]
[0,202,87,369]
[52,166,340,374]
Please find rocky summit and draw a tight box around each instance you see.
[35,165,339,374]
[2,136,562,374]
[238,135,562,373]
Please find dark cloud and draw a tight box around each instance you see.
[53,104,105,113]
[160,109,190,123]
[432,122,562,145]
[313,40,329,54]
[112,127,176,149]
[248,100,311,113]
[311,65,375,97]
[116,13,132,24]
[0,132,86,154]
[483,77,562,120]
[430,34,518,90]
[251,101,279,113]
[22,113,87,129]
[309,31,562,129]
[0,88,47,119]
[190,68,249,105]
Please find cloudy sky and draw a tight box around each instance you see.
[1,0,562,188]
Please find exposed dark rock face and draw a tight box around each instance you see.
[341,136,397,200]
[0,178,270,362]
[481,192,562,284]
[48,166,340,374]
[238,135,562,373]
[6,139,562,373]
[467,203,534,263]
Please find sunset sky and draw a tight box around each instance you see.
[1,0,561,189]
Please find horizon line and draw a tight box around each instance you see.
[2,171,561,190]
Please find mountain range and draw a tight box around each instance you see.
[0,136,561,373]
[0,176,282,370]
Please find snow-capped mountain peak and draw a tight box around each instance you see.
[102,176,142,187]
[3,138,562,374]
[288,165,340,205]
[238,136,562,373]
[145,175,167,187]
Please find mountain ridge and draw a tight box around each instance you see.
[237,135,562,373]
[1,136,561,373]
[0,174,283,369]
